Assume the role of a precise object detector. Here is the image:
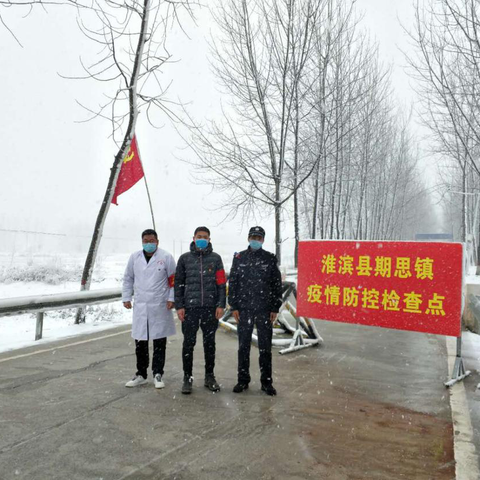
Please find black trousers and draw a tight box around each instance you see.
[237,310,273,386]
[135,338,167,379]
[182,307,218,377]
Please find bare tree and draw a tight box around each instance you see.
[182,0,430,265]
[182,0,324,264]
[305,0,363,240]
[297,1,430,244]
[404,0,480,250]
[1,0,91,47]
[3,0,196,319]
[71,0,195,322]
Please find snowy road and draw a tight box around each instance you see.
[0,319,457,479]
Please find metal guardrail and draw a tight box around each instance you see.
[0,288,122,341]
[0,281,323,355]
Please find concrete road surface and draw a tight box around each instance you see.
[0,319,456,479]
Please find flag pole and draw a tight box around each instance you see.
[143,175,156,231]
[135,135,156,231]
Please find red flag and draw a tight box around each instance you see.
[112,135,144,205]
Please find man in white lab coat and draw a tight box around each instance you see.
[122,229,176,389]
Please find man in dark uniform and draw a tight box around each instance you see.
[175,226,227,394]
[228,226,283,396]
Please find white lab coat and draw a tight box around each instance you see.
[122,248,176,340]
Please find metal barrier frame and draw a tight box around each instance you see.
[219,281,323,354]
[444,244,472,387]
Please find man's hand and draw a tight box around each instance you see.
[232,310,240,323]
[167,301,175,310]
[177,308,185,322]
[270,312,278,324]
[216,307,225,320]
[123,301,132,309]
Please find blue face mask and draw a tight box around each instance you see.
[195,239,208,250]
[249,240,263,250]
[143,243,157,254]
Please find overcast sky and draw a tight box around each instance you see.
[0,0,427,262]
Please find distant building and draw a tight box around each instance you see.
[415,233,454,241]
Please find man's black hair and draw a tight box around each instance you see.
[141,229,158,239]
[194,226,210,236]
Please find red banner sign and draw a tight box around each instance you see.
[297,241,463,337]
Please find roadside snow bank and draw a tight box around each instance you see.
[0,254,131,353]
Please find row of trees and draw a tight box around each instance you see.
[4,0,443,271]
[185,0,432,265]
[406,0,480,253]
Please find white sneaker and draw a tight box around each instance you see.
[125,375,148,388]
[154,374,165,389]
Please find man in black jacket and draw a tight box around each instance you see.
[175,226,227,394]
[228,226,283,396]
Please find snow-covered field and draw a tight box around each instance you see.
[0,253,132,353]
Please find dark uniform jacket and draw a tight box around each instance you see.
[174,242,227,309]
[228,247,283,313]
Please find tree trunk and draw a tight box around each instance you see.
[275,199,282,265]
[293,85,300,268]
[311,157,320,239]
[74,0,151,323]
[461,163,467,242]
[294,190,299,267]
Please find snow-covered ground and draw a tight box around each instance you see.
[0,253,132,353]
[467,265,480,285]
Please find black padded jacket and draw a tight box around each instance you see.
[228,247,283,313]
[174,242,227,310]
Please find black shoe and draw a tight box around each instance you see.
[261,384,277,396]
[233,383,249,393]
[182,375,193,394]
[204,374,221,392]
